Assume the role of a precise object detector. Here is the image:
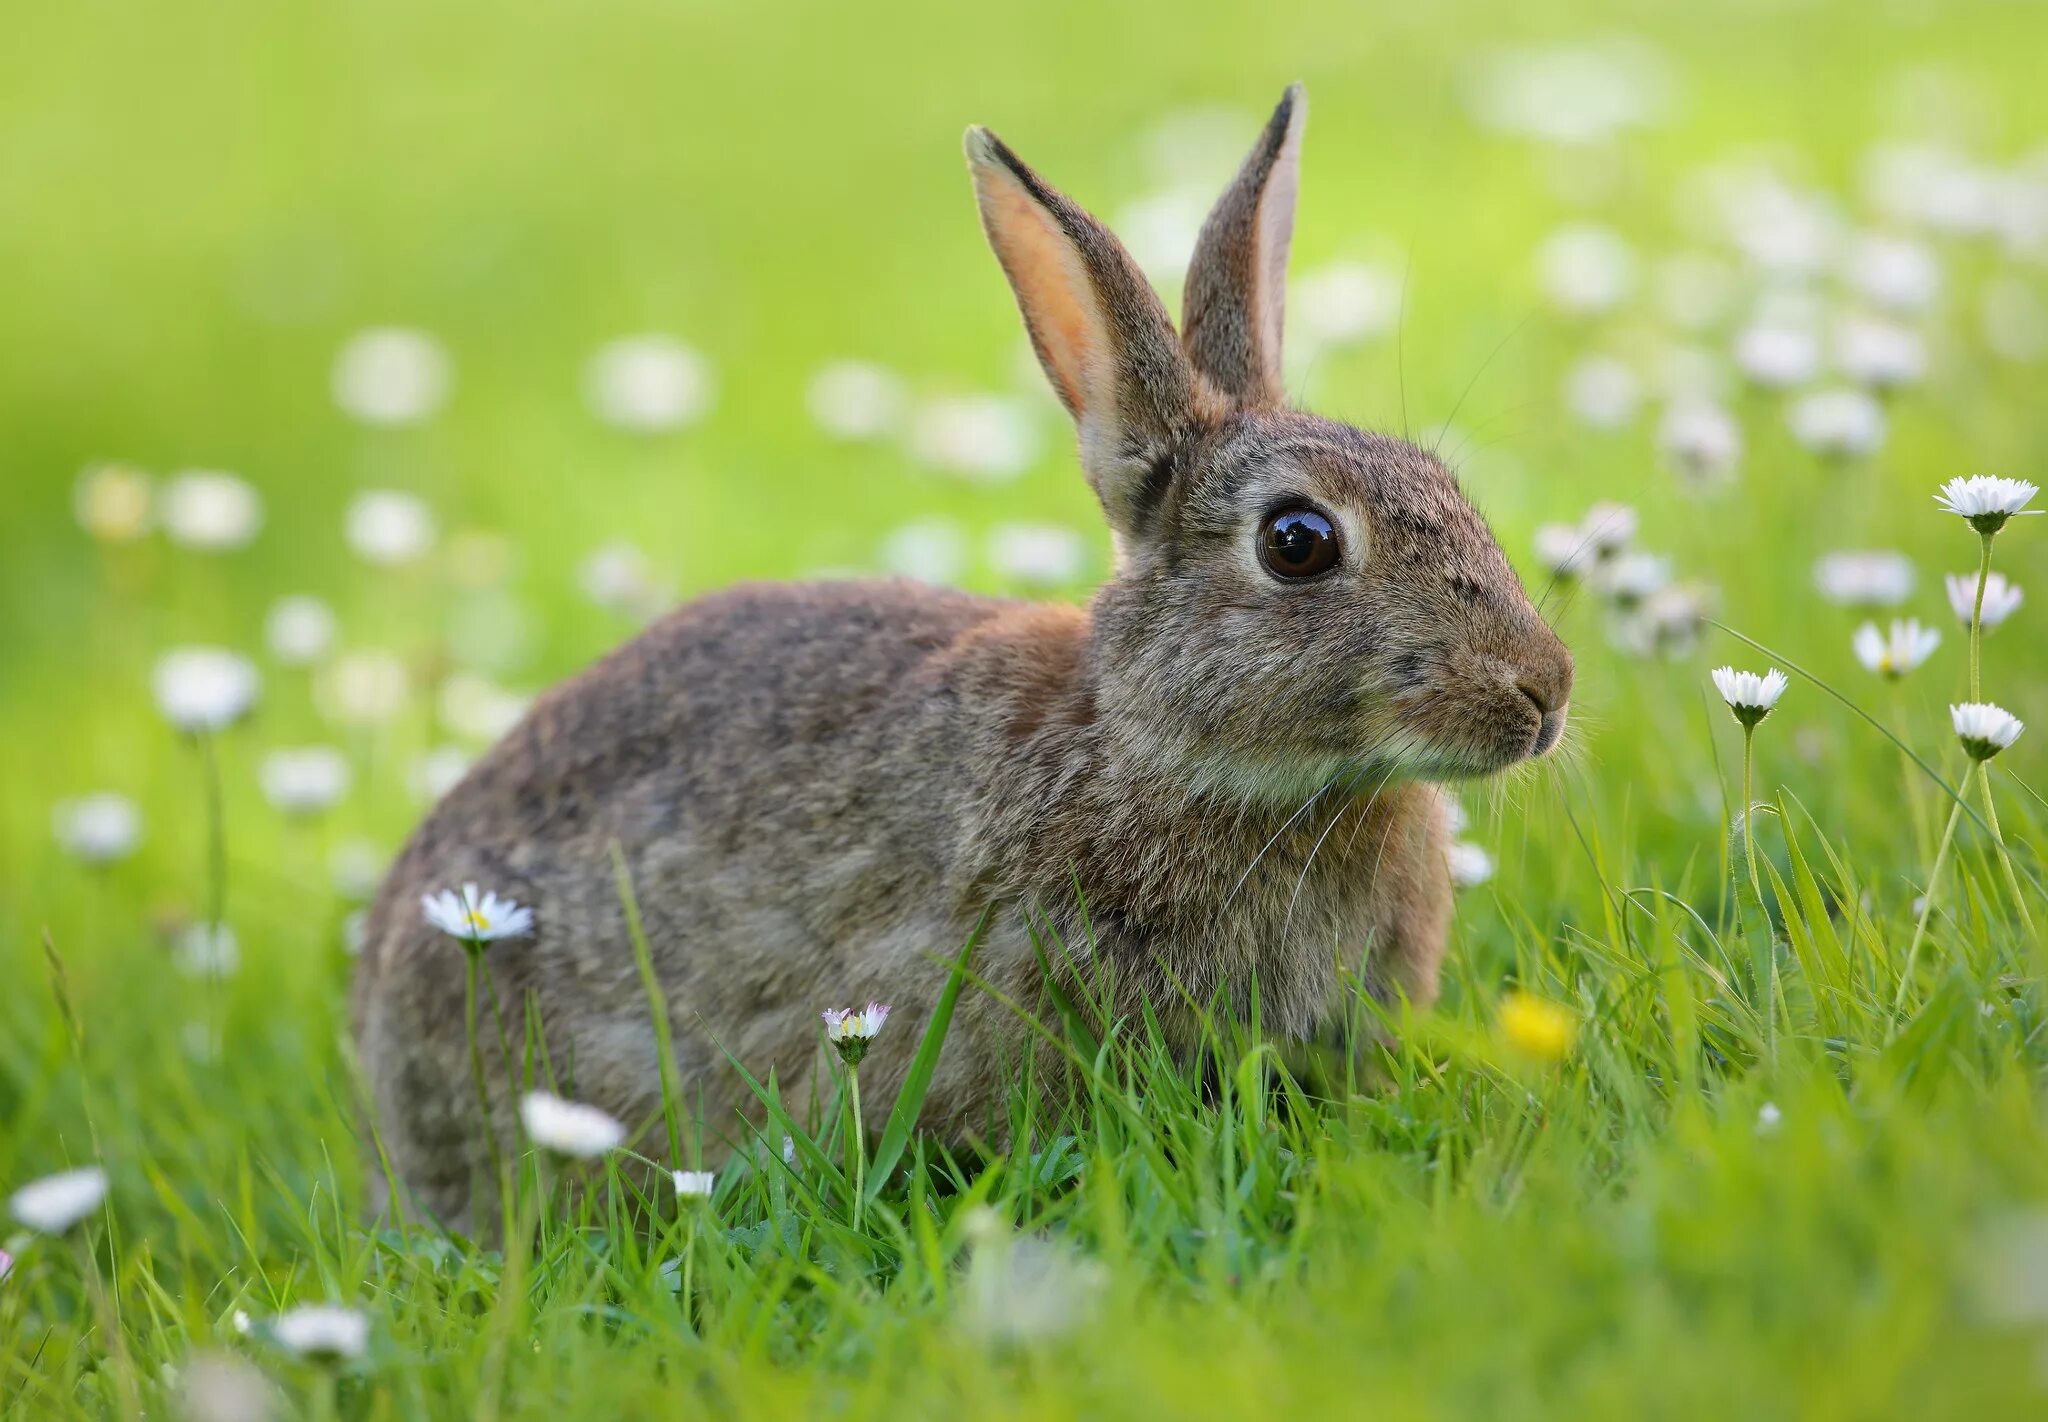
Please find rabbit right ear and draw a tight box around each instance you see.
[965,127,1201,532]
[1181,84,1306,409]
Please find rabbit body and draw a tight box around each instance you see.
[354,85,1569,1231]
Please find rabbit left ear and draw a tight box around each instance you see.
[965,125,1201,533]
[1182,84,1306,409]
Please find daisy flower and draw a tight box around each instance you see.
[1952,702,2024,761]
[260,747,353,817]
[1786,387,1887,459]
[1657,401,1742,483]
[264,595,338,666]
[1447,841,1495,888]
[421,884,534,947]
[1533,522,1591,579]
[1946,571,2023,628]
[1732,322,1821,388]
[9,1166,108,1234]
[1711,666,1788,728]
[1852,619,1941,679]
[344,490,437,566]
[672,1169,716,1199]
[333,327,450,427]
[822,1002,891,1066]
[52,792,143,865]
[270,1304,370,1365]
[161,471,263,552]
[1934,475,2039,535]
[585,335,714,433]
[519,1092,626,1159]
[1812,549,1914,607]
[153,647,260,732]
[806,360,909,442]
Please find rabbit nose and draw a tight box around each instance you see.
[1518,681,1569,757]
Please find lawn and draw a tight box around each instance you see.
[5,1,2048,1417]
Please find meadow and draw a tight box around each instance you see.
[5,1,2048,1416]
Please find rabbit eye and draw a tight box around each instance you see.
[1259,508,1340,580]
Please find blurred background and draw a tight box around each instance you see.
[4,0,2046,1022]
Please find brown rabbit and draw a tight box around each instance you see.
[353,85,1572,1231]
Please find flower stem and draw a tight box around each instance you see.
[1969,531,1993,701]
[464,948,505,1209]
[1740,727,1778,1053]
[1893,685,1932,864]
[1898,779,1968,1015]
[198,729,228,1044]
[848,1065,866,1231]
[1976,764,2039,944]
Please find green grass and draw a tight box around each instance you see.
[5,1,2048,1416]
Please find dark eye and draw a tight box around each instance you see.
[1258,507,1340,580]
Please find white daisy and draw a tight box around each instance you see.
[161,471,264,552]
[52,792,143,865]
[408,747,472,803]
[73,463,154,543]
[672,1169,716,1199]
[1536,224,1635,316]
[344,490,437,566]
[519,1092,626,1159]
[1732,322,1821,388]
[579,542,674,621]
[421,883,534,945]
[1843,232,1941,314]
[437,673,529,743]
[173,922,240,979]
[1600,551,1671,610]
[1657,401,1742,483]
[330,840,386,901]
[1292,260,1402,348]
[1946,571,2024,628]
[1852,619,1941,679]
[270,1304,370,1364]
[333,327,450,427]
[1578,501,1639,558]
[1562,355,1641,430]
[1812,550,1915,607]
[1756,1101,1783,1134]
[987,523,1087,588]
[822,1002,891,1066]
[260,747,352,816]
[9,1165,108,1234]
[1834,315,1926,391]
[1533,522,1591,579]
[1447,841,1495,888]
[264,595,338,666]
[908,394,1042,483]
[1952,702,2025,760]
[805,360,909,442]
[585,335,715,433]
[178,1352,276,1422]
[154,647,260,732]
[315,649,409,727]
[1787,388,1887,459]
[1712,666,1788,728]
[878,519,969,585]
[1934,475,2039,534]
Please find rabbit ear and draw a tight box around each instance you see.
[1181,84,1306,409]
[966,126,1199,531]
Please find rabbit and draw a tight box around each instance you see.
[352,83,1573,1232]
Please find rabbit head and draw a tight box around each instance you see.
[966,84,1572,802]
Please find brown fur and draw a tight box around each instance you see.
[352,87,1571,1232]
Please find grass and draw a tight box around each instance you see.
[5,0,2048,1416]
